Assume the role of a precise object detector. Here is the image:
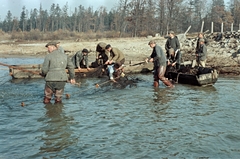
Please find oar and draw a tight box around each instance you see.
[0,62,40,75]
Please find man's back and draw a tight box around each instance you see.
[42,50,74,81]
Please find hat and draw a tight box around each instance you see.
[82,48,89,53]
[105,44,111,49]
[199,38,205,42]
[169,30,174,34]
[45,41,57,47]
[148,40,156,45]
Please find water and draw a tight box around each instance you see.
[0,58,240,159]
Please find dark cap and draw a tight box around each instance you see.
[45,41,57,47]
[169,30,174,34]
[105,44,111,49]
[148,40,156,45]
[82,48,89,53]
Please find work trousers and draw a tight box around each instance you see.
[44,81,66,104]
[153,66,173,88]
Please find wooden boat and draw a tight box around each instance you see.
[165,61,218,86]
[7,61,153,79]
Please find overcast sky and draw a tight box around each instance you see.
[0,0,117,20]
[0,0,231,20]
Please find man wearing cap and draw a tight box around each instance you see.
[41,41,75,104]
[95,42,108,65]
[72,48,90,71]
[165,30,181,62]
[104,44,125,81]
[195,38,207,67]
[146,40,174,88]
[196,32,208,51]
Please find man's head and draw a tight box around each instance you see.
[148,40,156,48]
[168,30,175,38]
[56,41,60,47]
[45,42,58,53]
[105,44,112,52]
[198,32,204,38]
[199,38,205,44]
[82,48,89,55]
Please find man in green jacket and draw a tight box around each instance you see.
[72,48,90,71]
[104,44,125,81]
[41,41,75,104]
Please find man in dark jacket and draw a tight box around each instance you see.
[196,38,207,67]
[72,48,90,71]
[146,40,174,88]
[196,32,208,52]
[165,30,181,58]
[41,41,75,104]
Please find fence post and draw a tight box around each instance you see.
[221,22,223,33]
[201,21,204,32]
[211,22,214,33]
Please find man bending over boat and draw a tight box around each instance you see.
[72,48,90,71]
[146,40,174,88]
[104,44,125,82]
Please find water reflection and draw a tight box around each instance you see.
[152,88,172,104]
[39,103,77,157]
[150,88,171,117]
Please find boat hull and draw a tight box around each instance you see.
[166,66,218,86]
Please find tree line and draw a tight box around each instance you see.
[0,0,239,38]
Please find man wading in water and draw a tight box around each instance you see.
[41,41,76,104]
[146,40,174,88]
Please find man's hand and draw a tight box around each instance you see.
[105,60,109,65]
[78,67,81,72]
[149,58,153,62]
[87,67,91,71]
[109,60,113,64]
[70,79,76,84]
[145,58,149,63]
[171,62,176,66]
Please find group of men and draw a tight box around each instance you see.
[41,41,125,104]
[41,31,208,103]
[146,31,208,88]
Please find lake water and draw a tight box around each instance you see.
[0,57,240,159]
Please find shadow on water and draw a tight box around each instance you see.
[34,103,78,158]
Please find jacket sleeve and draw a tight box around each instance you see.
[85,56,89,68]
[165,39,169,51]
[176,37,180,50]
[154,46,162,61]
[112,48,122,62]
[41,56,50,75]
[66,55,75,79]
[176,51,181,64]
[199,45,207,58]
[76,51,82,68]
